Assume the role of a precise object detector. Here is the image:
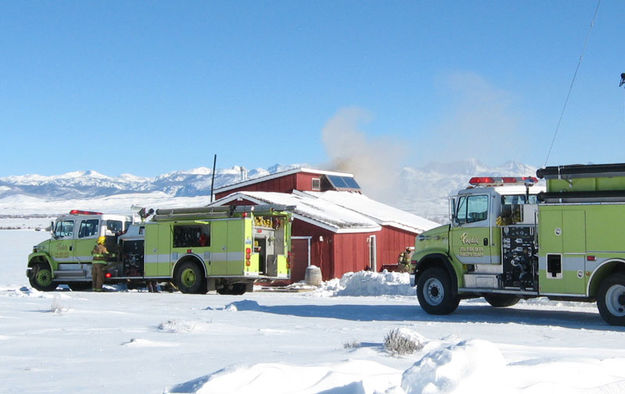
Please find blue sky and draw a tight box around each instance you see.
[1,1,623,177]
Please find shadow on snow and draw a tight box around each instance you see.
[227,299,625,332]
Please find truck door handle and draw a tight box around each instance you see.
[69,246,73,251]
[483,238,488,246]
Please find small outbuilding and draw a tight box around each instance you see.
[212,168,438,281]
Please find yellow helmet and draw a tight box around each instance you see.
[97,236,106,245]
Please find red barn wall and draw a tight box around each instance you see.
[215,174,299,200]
[294,172,323,192]
[292,220,335,281]
[225,198,258,206]
[377,227,418,268]
[332,232,375,277]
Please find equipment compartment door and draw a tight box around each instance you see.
[228,220,246,275]
[144,225,159,277]
[158,225,172,276]
[210,221,229,275]
[539,209,587,295]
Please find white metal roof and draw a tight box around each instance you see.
[300,191,439,233]
[211,191,381,233]
[211,190,438,234]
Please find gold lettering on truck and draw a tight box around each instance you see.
[461,232,479,245]
[459,233,484,257]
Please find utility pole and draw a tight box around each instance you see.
[210,154,217,203]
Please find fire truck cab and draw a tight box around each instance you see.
[27,210,132,291]
[413,164,625,326]
[27,205,293,295]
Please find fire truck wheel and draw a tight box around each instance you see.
[175,261,206,294]
[597,274,625,326]
[416,267,460,315]
[484,294,520,308]
[29,263,57,292]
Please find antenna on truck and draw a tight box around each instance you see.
[543,0,601,167]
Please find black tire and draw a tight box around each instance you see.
[484,294,520,308]
[175,261,206,294]
[416,267,460,315]
[232,283,247,295]
[216,283,247,295]
[216,287,229,295]
[29,263,57,291]
[68,282,92,291]
[597,273,625,326]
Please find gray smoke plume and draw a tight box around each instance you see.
[319,73,525,204]
[321,107,407,202]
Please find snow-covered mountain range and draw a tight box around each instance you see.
[397,159,538,223]
[0,160,538,223]
[0,164,297,199]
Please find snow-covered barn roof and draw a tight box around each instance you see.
[211,190,438,234]
[300,191,439,234]
[213,191,380,233]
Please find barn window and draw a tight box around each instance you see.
[312,178,321,191]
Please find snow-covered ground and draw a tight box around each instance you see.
[3,230,625,393]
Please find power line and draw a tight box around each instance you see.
[544,0,601,167]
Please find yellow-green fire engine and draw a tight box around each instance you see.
[27,205,293,294]
[413,163,625,325]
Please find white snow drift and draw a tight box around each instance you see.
[3,230,625,394]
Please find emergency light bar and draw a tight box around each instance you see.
[468,176,538,187]
[69,210,103,215]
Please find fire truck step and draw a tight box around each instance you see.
[54,270,86,277]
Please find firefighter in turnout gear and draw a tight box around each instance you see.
[398,247,414,273]
[91,236,110,291]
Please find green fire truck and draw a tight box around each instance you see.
[27,205,293,294]
[413,163,625,325]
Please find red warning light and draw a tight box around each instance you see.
[469,177,538,187]
[69,210,102,215]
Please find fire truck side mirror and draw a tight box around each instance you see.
[450,198,457,224]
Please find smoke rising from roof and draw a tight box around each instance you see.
[319,73,526,206]
[321,107,407,202]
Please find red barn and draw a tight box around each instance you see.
[213,168,437,282]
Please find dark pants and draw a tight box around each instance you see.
[92,263,105,290]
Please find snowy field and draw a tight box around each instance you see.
[3,230,625,393]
